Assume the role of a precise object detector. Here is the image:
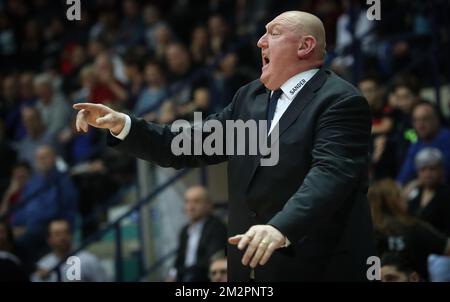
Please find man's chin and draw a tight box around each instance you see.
[260,75,274,90]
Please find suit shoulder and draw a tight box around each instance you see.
[237,79,266,96]
[316,70,368,110]
[324,71,363,98]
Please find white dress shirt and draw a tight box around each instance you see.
[184,219,206,267]
[268,68,319,134]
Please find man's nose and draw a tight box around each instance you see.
[257,34,267,48]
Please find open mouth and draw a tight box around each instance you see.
[262,54,270,69]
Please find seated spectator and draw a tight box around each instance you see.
[115,0,145,55]
[167,186,227,282]
[359,75,397,180]
[389,75,421,173]
[73,65,95,101]
[12,145,78,260]
[0,221,32,280]
[397,101,450,185]
[0,118,17,193]
[208,14,231,57]
[406,148,450,236]
[381,252,421,282]
[32,219,107,282]
[211,52,254,112]
[209,250,227,282]
[0,162,32,219]
[17,107,55,171]
[164,43,210,121]
[34,73,71,137]
[142,4,166,53]
[133,61,167,118]
[1,73,36,142]
[89,52,127,108]
[152,24,175,64]
[369,179,450,280]
[123,53,145,111]
[190,25,211,66]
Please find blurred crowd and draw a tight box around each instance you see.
[1,0,450,282]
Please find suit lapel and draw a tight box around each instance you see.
[269,68,328,146]
[244,68,328,193]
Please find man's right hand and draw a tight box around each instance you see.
[73,103,126,135]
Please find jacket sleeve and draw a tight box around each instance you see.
[268,95,371,243]
[107,88,242,169]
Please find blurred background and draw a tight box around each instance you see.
[0,0,450,282]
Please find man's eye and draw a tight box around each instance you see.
[271,32,280,36]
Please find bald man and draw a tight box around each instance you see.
[73,11,374,281]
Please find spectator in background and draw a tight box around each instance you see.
[89,10,116,42]
[12,145,78,260]
[208,14,231,57]
[17,107,55,170]
[381,252,421,282]
[87,38,128,84]
[1,73,34,142]
[0,222,29,282]
[405,148,450,236]
[211,51,254,112]
[19,72,37,104]
[123,53,145,111]
[34,73,71,137]
[389,76,421,168]
[368,179,450,280]
[61,44,88,96]
[397,101,450,185]
[331,0,377,79]
[73,65,95,102]
[209,251,227,282]
[115,0,145,55]
[133,61,167,119]
[32,219,107,282]
[164,43,210,121]
[190,25,211,66]
[0,74,19,122]
[152,24,175,64]
[19,19,43,71]
[89,52,127,108]
[358,75,396,179]
[0,162,31,219]
[142,4,166,53]
[168,186,227,282]
[0,118,17,193]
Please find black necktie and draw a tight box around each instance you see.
[267,89,283,132]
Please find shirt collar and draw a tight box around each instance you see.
[279,68,320,101]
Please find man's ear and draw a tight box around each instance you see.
[297,35,317,59]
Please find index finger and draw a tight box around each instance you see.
[73,102,102,111]
[228,235,244,245]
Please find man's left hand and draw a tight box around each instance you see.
[228,225,286,268]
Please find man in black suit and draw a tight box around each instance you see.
[167,185,227,282]
[73,11,375,281]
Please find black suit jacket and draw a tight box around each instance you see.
[174,215,227,282]
[108,68,376,281]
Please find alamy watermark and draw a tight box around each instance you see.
[366,256,381,281]
[170,112,280,167]
[66,0,81,21]
[65,256,81,281]
[366,0,381,21]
